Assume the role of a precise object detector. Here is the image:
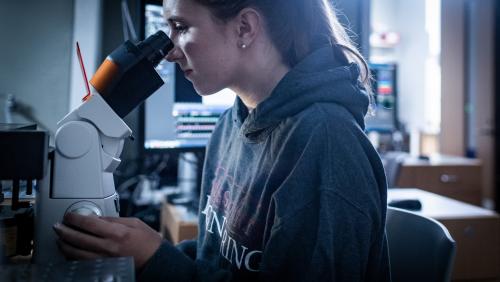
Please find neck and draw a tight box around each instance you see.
[231,53,290,110]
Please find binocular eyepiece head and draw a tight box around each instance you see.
[90,30,174,118]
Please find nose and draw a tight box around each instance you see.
[165,45,183,62]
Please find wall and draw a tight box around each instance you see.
[69,0,102,111]
[371,0,437,134]
[466,0,495,205]
[332,0,371,57]
[394,1,429,133]
[0,0,74,136]
[496,0,500,212]
[440,0,466,156]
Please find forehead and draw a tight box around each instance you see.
[163,0,207,19]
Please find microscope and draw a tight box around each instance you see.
[34,31,173,263]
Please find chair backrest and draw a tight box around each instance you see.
[381,151,407,188]
[386,207,456,282]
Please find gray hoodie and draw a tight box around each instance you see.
[139,46,391,282]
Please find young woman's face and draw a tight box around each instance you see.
[163,0,240,95]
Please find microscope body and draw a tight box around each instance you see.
[33,30,172,263]
[34,93,131,263]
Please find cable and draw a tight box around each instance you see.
[1,93,54,139]
[121,0,138,41]
[152,153,170,175]
[116,175,140,194]
[2,93,13,123]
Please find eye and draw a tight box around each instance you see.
[172,22,188,34]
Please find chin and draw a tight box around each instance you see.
[192,84,224,96]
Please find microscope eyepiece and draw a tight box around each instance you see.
[138,30,174,66]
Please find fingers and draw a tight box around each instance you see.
[100,216,144,229]
[53,222,112,255]
[63,213,126,239]
[56,239,103,261]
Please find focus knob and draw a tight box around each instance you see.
[66,201,102,216]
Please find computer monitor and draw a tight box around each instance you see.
[365,63,399,132]
[140,1,236,152]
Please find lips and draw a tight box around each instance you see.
[183,69,193,77]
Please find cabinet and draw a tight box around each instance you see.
[396,155,482,205]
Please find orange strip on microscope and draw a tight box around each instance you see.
[89,59,119,95]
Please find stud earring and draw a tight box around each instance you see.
[240,43,247,49]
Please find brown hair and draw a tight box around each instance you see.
[193,0,372,97]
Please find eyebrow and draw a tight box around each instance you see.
[166,16,187,23]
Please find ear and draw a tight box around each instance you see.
[233,8,262,49]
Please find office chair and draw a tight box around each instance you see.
[381,151,407,188]
[386,207,456,282]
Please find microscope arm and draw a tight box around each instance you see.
[52,93,131,199]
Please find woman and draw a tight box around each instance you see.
[54,0,391,281]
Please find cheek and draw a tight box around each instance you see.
[180,33,239,94]
[182,30,231,64]
[179,29,207,55]
[182,41,200,61]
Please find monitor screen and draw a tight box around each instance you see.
[142,2,236,151]
[365,63,398,132]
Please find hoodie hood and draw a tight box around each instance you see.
[232,45,369,141]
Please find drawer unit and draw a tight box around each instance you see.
[396,156,482,205]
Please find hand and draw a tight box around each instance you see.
[53,213,163,270]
